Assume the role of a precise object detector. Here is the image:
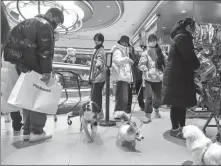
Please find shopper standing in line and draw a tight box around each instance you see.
[89,33,106,119]
[128,46,145,112]
[111,35,134,119]
[162,18,200,139]
[138,34,165,124]
[4,8,64,142]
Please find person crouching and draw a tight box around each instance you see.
[138,34,165,124]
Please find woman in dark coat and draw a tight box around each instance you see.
[162,18,200,139]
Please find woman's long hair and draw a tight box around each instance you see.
[148,34,165,72]
[155,44,165,72]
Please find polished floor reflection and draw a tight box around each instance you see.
[1,97,218,165]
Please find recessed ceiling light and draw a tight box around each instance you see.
[162,26,166,29]
[98,20,102,22]
[106,5,111,8]
[181,10,186,13]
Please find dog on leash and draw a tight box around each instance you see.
[117,112,144,150]
[182,125,221,165]
[80,101,101,143]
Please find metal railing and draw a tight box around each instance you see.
[52,62,90,91]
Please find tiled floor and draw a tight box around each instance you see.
[1,97,219,165]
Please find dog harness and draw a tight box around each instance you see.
[201,142,212,165]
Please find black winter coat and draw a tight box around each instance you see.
[3,15,55,74]
[162,22,200,108]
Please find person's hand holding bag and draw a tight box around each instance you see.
[41,73,51,85]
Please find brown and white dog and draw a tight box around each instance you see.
[117,112,144,150]
[80,101,101,143]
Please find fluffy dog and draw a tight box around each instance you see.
[183,125,221,165]
[117,112,144,150]
[80,101,100,143]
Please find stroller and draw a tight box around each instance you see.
[188,50,221,142]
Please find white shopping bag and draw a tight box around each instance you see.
[1,57,22,114]
[8,71,62,115]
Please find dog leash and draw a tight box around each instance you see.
[129,80,143,122]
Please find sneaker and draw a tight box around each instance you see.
[13,123,23,133]
[23,134,30,141]
[154,109,161,118]
[170,129,185,140]
[29,132,52,143]
[98,110,104,120]
[142,113,151,124]
[113,111,124,120]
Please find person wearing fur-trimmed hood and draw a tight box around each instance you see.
[111,35,134,119]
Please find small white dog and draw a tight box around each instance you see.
[183,125,221,165]
[117,112,144,150]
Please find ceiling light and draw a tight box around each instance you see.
[106,5,111,8]
[4,1,86,34]
[181,10,186,13]
[132,35,139,44]
[162,26,166,29]
[98,20,102,22]
[144,14,159,31]
[131,0,164,43]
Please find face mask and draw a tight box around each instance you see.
[149,42,157,47]
[51,21,58,29]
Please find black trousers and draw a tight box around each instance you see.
[114,81,133,114]
[10,112,22,131]
[91,82,105,111]
[170,106,186,130]
[135,79,145,110]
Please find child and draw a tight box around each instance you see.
[138,34,165,123]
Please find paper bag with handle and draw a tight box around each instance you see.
[8,71,62,115]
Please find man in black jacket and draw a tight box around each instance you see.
[4,8,64,142]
